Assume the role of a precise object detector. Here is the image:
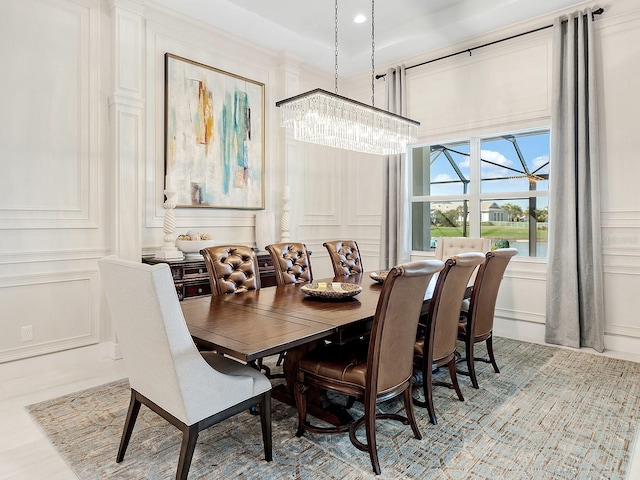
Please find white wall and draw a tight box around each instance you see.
[1,0,639,362]
[401,0,640,353]
[0,0,107,362]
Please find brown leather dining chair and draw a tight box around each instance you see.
[457,248,518,388]
[200,245,275,374]
[265,242,313,285]
[413,252,485,425]
[200,245,261,295]
[294,259,445,475]
[323,240,363,276]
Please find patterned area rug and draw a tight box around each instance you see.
[27,338,640,479]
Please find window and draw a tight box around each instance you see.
[410,130,549,257]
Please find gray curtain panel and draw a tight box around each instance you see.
[379,65,411,270]
[545,8,605,352]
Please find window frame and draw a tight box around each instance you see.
[409,128,550,259]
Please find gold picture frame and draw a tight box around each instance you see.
[164,53,265,209]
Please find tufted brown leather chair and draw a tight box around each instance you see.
[265,242,313,285]
[294,259,444,475]
[457,248,517,388]
[200,245,261,296]
[323,240,363,276]
[413,252,485,425]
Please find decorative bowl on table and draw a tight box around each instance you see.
[175,231,214,260]
[369,270,389,284]
[301,281,362,300]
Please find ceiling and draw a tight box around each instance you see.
[154,0,587,76]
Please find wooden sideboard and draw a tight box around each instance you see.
[142,251,275,300]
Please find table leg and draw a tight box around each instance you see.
[271,342,354,426]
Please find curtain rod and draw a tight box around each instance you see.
[375,7,604,80]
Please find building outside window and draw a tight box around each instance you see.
[410,130,550,257]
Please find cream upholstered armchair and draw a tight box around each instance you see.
[434,236,491,260]
[323,240,363,276]
[434,236,490,285]
[98,256,272,480]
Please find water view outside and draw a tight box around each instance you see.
[411,130,550,258]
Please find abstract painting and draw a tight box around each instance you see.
[164,53,264,209]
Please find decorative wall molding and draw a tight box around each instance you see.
[0,0,99,230]
[495,308,545,325]
[0,270,100,364]
[0,249,110,265]
[603,259,640,274]
[601,209,640,228]
[605,324,640,338]
[408,38,552,140]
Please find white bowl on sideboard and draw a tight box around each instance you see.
[175,239,215,260]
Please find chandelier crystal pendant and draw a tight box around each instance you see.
[275,0,419,156]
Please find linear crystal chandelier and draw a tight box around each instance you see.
[275,0,419,156]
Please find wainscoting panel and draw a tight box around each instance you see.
[346,153,383,227]
[0,0,99,229]
[298,144,341,224]
[0,269,99,363]
[598,13,640,213]
[407,38,551,140]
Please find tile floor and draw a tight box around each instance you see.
[0,342,638,479]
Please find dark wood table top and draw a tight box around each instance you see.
[181,273,395,362]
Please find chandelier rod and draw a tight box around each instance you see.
[371,0,375,106]
[334,0,339,94]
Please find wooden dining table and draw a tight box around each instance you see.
[181,271,440,423]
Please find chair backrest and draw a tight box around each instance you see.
[369,260,445,393]
[265,242,313,285]
[434,237,490,260]
[200,245,261,295]
[427,252,486,363]
[98,256,256,425]
[323,240,363,276]
[468,248,518,338]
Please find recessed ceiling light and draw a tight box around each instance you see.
[354,14,366,24]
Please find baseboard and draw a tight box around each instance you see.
[494,316,640,361]
[104,341,122,360]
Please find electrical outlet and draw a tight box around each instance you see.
[21,325,33,342]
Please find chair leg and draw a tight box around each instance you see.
[176,425,199,480]
[364,403,380,475]
[423,360,437,425]
[117,390,141,463]
[466,336,479,389]
[486,336,500,373]
[448,359,464,401]
[403,386,422,440]
[260,392,273,461]
[294,382,308,437]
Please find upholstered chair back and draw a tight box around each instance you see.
[98,256,271,426]
[428,252,486,363]
[469,248,518,338]
[323,240,363,276]
[265,242,313,285]
[200,245,260,295]
[372,260,444,392]
[434,236,490,260]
